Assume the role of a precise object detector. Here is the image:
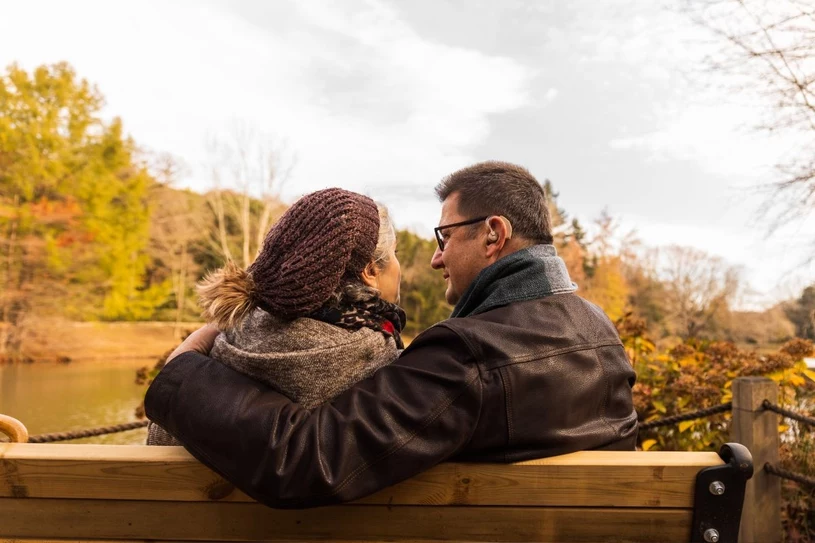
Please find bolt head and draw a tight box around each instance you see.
[703,528,720,543]
[709,481,725,495]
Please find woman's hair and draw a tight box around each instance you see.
[196,261,255,330]
[336,204,396,305]
[198,203,395,330]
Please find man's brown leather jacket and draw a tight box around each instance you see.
[146,293,638,509]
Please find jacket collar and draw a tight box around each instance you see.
[450,244,577,318]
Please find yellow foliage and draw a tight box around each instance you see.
[678,420,695,433]
[581,255,630,321]
[788,374,806,387]
[624,313,814,455]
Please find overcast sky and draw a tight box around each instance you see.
[2,0,812,308]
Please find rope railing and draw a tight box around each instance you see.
[635,398,815,493]
[638,402,732,431]
[762,400,815,428]
[27,420,149,443]
[758,400,815,490]
[765,463,815,488]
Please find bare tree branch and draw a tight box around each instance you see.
[685,0,815,252]
[202,124,292,269]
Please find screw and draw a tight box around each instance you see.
[703,528,720,543]
[709,481,725,495]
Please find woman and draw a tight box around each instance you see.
[148,188,403,445]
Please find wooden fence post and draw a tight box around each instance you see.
[731,377,782,543]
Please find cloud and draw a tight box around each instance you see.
[608,99,810,183]
[249,0,537,192]
[0,0,535,232]
[565,0,807,183]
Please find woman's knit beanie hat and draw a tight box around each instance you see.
[248,188,380,319]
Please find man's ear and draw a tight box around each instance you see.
[360,262,379,289]
[485,216,512,257]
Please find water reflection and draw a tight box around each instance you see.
[0,359,154,444]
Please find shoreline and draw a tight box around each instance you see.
[3,320,202,364]
[1,354,165,365]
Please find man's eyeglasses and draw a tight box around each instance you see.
[434,216,488,251]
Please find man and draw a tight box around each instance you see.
[145,161,638,509]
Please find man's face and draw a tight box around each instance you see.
[430,193,487,305]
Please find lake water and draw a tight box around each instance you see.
[0,359,154,444]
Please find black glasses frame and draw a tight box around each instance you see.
[434,216,488,251]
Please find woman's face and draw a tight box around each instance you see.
[364,239,401,304]
[376,240,401,304]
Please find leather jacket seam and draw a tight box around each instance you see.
[592,345,619,438]
[439,322,479,360]
[499,366,514,452]
[484,340,624,370]
[445,323,486,454]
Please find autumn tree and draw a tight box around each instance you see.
[578,212,633,321]
[660,245,741,339]
[727,305,796,344]
[396,230,451,335]
[543,180,588,286]
[144,155,208,336]
[784,284,815,339]
[0,63,158,357]
[623,247,669,334]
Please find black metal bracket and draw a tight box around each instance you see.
[690,442,754,543]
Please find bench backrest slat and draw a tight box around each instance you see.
[0,443,725,542]
[2,498,693,542]
[0,444,721,508]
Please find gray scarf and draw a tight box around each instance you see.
[147,308,399,446]
[451,244,577,318]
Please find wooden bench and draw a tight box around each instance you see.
[0,440,753,543]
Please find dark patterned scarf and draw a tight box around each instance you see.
[309,298,407,349]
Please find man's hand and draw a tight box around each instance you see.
[166,324,220,364]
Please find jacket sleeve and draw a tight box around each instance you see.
[144,323,483,508]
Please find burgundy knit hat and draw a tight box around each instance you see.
[247,188,380,319]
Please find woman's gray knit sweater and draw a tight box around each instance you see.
[147,308,399,446]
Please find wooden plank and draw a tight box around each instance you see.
[0,537,506,543]
[0,444,721,507]
[0,444,721,508]
[0,498,692,542]
[0,443,723,466]
[0,540,562,543]
[0,541,487,543]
